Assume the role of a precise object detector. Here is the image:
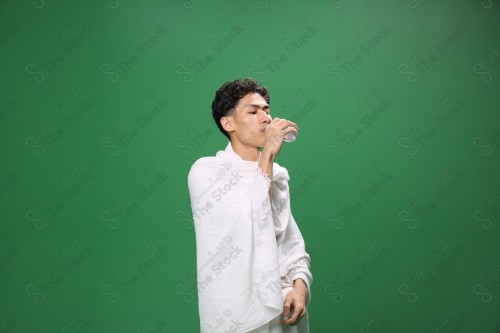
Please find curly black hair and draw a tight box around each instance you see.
[211,78,270,141]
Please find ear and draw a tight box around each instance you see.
[220,116,234,133]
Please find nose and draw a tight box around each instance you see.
[261,111,271,123]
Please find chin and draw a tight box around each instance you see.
[252,141,265,148]
[256,137,265,148]
[244,134,265,147]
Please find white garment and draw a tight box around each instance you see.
[188,141,312,333]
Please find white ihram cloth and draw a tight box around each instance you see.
[188,141,312,333]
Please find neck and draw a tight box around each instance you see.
[230,140,261,162]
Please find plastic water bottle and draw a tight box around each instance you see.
[284,130,297,142]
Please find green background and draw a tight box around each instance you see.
[1,0,499,332]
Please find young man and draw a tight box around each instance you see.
[188,78,312,332]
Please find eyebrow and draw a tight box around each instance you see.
[244,104,270,110]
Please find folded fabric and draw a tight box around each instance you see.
[188,141,312,332]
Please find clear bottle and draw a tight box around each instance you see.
[284,130,297,142]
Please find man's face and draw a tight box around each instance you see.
[222,92,272,147]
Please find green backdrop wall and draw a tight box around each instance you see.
[1,0,499,332]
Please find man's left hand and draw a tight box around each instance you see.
[281,278,308,326]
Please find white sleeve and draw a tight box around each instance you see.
[268,164,313,306]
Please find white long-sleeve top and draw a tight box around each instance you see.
[188,141,312,333]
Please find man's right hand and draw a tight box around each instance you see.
[262,118,298,158]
